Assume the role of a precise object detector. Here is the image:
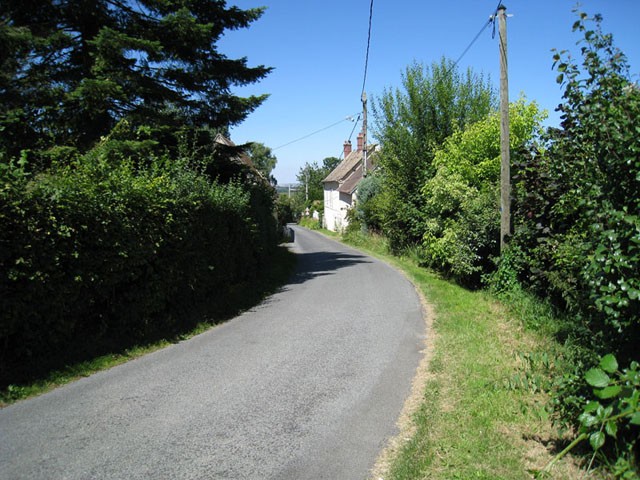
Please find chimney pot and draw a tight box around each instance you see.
[357,131,364,151]
[343,140,352,158]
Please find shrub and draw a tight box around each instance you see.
[372,58,496,252]
[352,174,384,234]
[419,99,544,287]
[511,12,640,362]
[509,12,639,474]
[0,139,276,386]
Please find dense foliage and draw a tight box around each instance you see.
[0,1,278,388]
[507,13,639,370]
[246,142,277,185]
[0,140,278,386]
[346,173,384,235]
[372,58,496,251]
[497,12,639,473]
[0,0,271,163]
[420,99,544,286]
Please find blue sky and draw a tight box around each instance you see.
[220,1,640,185]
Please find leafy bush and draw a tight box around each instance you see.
[511,12,639,358]
[421,172,498,286]
[419,99,544,286]
[508,12,640,474]
[372,57,496,252]
[298,216,321,230]
[0,139,277,386]
[537,354,640,479]
[347,173,384,235]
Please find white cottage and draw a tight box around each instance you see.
[322,132,376,232]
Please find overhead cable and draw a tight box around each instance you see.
[273,113,360,151]
[447,1,505,75]
[337,114,362,159]
[361,0,374,95]
[491,1,504,39]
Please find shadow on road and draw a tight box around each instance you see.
[288,251,371,284]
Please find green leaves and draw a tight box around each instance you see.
[515,10,640,474]
[601,354,619,373]
[1,140,278,387]
[574,355,640,463]
[373,57,496,251]
[418,99,544,286]
[1,0,272,160]
[589,431,606,450]
[586,368,611,388]
[585,355,620,391]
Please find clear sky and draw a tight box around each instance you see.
[219,1,640,185]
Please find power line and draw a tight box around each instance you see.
[492,1,504,39]
[347,114,362,143]
[452,17,493,70]
[445,1,504,76]
[361,0,374,95]
[273,113,360,151]
[336,114,362,159]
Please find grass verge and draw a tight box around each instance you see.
[336,231,584,479]
[0,245,297,407]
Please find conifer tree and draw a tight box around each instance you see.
[0,0,271,160]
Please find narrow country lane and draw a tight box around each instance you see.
[0,226,425,480]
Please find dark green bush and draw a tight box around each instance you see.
[510,12,639,362]
[506,12,639,474]
[0,139,277,386]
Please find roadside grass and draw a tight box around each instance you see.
[0,245,297,407]
[298,216,322,230]
[338,231,584,480]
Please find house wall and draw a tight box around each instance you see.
[323,183,353,232]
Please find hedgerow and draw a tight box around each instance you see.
[498,12,639,475]
[0,139,277,386]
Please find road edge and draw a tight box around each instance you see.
[303,228,436,480]
[367,267,435,480]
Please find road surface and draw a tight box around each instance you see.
[0,226,425,479]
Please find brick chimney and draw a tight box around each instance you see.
[343,140,352,158]
[356,131,364,152]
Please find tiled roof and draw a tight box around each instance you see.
[339,163,365,194]
[323,145,377,194]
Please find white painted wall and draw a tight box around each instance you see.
[323,182,353,232]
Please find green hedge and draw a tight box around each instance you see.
[0,148,276,386]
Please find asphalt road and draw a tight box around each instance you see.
[0,226,425,480]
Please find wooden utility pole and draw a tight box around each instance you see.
[498,5,510,252]
[361,91,368,177]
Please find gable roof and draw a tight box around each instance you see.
[213,133,273,186]
[214,133,256,169]
[323,145,377,194]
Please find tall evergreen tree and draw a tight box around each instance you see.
[0,0,271,160]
